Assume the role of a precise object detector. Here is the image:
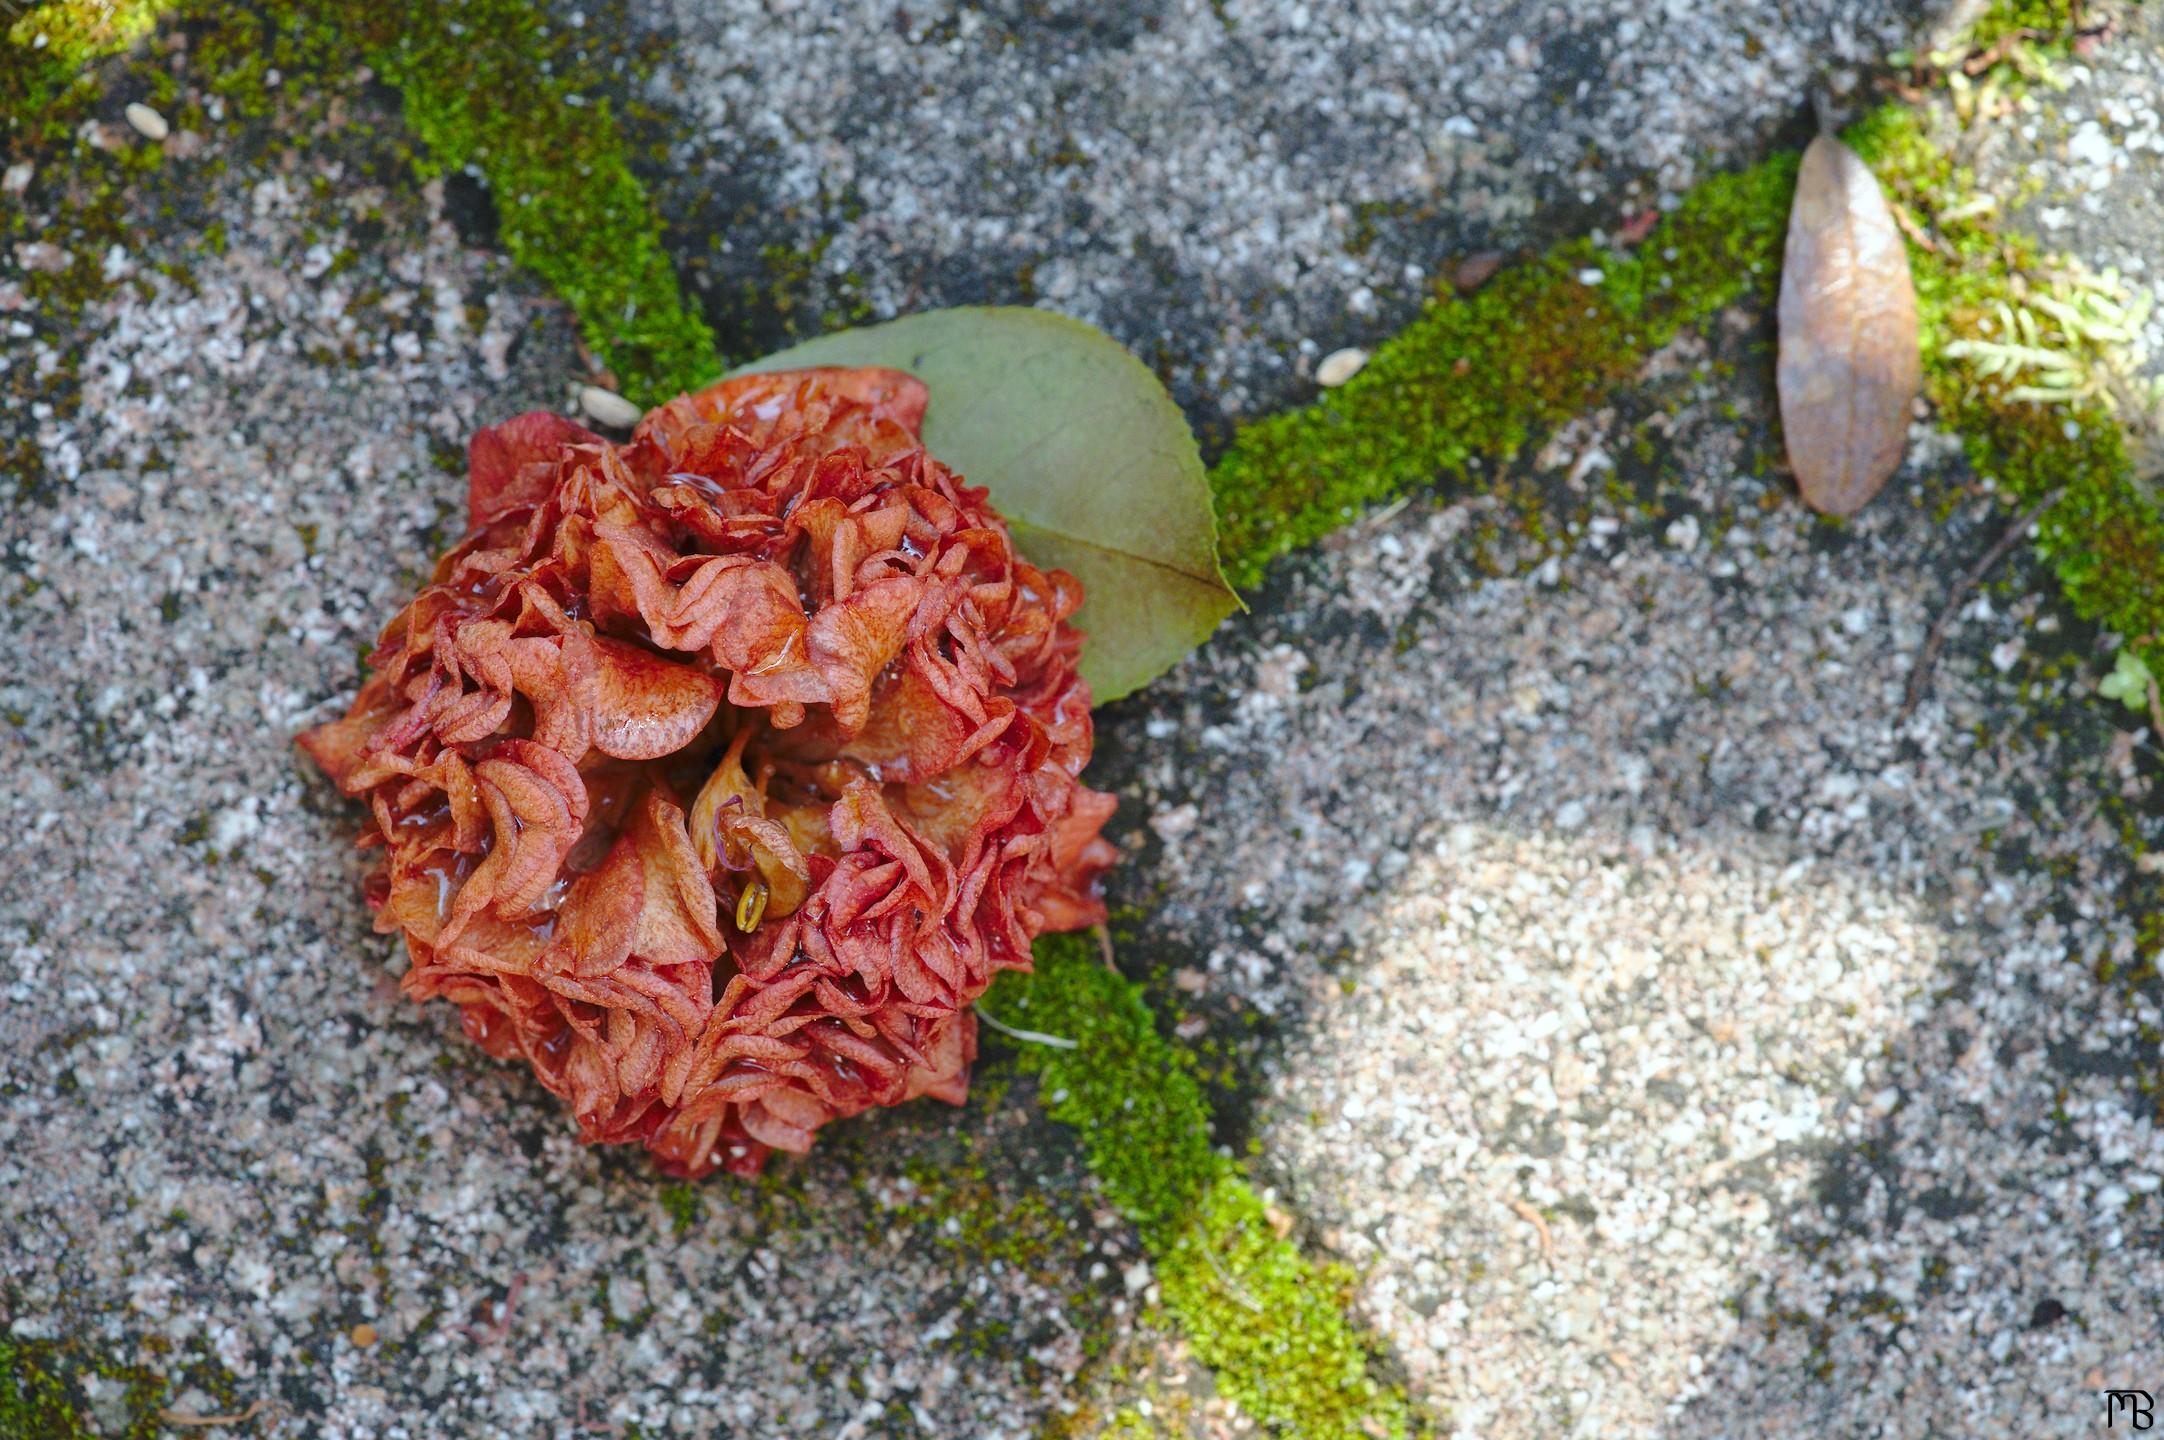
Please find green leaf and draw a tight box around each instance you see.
[733,307,1237,703]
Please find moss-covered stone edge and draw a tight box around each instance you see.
[1843,101,2164,675]
[336,0,719,405]
[0,1330,161,1440]
[987,934,1425,1439]
[1206,155,1797,588]
[0,1,162,129]
[4,0,717,407]
[1205,112,2159,683]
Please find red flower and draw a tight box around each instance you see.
[301,368,1116,1176]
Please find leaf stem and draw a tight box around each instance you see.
[974,1005,1079,1050]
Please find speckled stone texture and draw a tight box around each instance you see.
[1111,330,2164,1432]
[10,2,2164,1438]
[630,0,1930,436]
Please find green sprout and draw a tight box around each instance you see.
[1941,271,2161,414]
[2100,649,2157,712]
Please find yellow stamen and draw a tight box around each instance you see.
[734,877,770,933]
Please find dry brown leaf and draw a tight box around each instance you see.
[1453,250,1506,294]
[1777,134,1921,516]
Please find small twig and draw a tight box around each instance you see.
[1361,495,1412,531]
[461,1272,526,1346]
[1962,26,2043,75]
[974,1005,1078,1050]
[157,1400,267,1427]
[1901,489,2063,721]
[1509,1197,1554,1256]
[1889,202,1942,255]
[1201,1240,1265,1313]
[1093,923,1119,975]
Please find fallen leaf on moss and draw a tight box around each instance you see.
[1777,134,1921,516]
[738,308,1235,702]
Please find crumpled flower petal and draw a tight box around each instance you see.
[300,366,1115,1177]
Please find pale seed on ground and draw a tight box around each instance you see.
[14,242,67,274]
[578,384,643,428]
[124,103,170,142]
[349,1323,378,1348]
[1316,347,1370,387]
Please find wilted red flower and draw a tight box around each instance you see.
[300,368,1116,1176]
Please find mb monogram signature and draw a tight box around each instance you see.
[2109,1391,2156,1429]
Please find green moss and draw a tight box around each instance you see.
[1964,0,2080,48]
[989,935,1421,1438]
[1847,102,2164,673]
[873,1165,1084,1291]
[656,1181,703,1237]
[3,0,159,67]
[0,1,162,144]
[1207,156,1797,588]
[0,1330,175,1440]
[8,0,714,408]
[1098,1409,1174,1439]
[178,0,717,406]
[348,0,717,404]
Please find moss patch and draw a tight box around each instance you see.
[0,1,161,143]
[989,935,1421,1438]
[1963,0,2083,49]
[1846,102,2164,675]
[1206,157,1796,588]
[218,0,714,405]
[6,0,716,406]
[341,0,716,405]
[0,1326,233,1440]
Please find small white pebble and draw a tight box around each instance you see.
[1664,514,1700,551]
[124,103,170,142]
[578,385,643,428]
[1577,267,1605,286]
[1,162,32,196]
[1989,638,2024,673]
[1316,347,1369,387]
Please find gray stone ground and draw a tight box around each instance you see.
[1118,345,2164,1435]
[631,0,1926,440]
[8,1,2164,1438]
